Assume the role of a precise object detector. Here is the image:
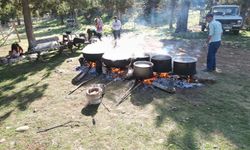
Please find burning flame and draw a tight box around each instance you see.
[158,73,170,78]
[187,75,193,83]
[143,73,170,85]
[110,68,126,78]
[111,68,125,74]
[143,77,157,85]
[89,62,96,68]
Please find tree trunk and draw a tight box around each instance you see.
[22,0,36,50]
[16,15,21,26]
[240,0,250,23]
[175,0,191,33]
[60,15,64,25]
[169,0,176,29]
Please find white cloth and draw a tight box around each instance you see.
[112,20,122,31]
[209,19,223,43]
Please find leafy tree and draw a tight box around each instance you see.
[100,0,134,19]
[143,0,161,24]
[0,0,16,25]
[57,1,71,25]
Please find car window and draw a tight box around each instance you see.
[212,7,239,16]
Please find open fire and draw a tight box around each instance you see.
[75,60,202,90]
[143,73,170,85]
[71,34,203,103]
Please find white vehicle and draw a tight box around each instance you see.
[200,5,243,34]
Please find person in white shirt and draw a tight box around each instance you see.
[204,13,223,72]
[112,16,122,40]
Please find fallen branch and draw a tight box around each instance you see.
[116,81,142,106]
[68,75,98,95]
[37,120,89,133]
[101,101,110,112]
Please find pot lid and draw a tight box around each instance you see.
[173,56,197,63]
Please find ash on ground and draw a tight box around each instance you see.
[152,78,203,89]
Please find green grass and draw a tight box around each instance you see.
[1,14,250,149]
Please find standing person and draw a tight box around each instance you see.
[204,13,223,72]
[95,16,103,40]
[112,16,122,40]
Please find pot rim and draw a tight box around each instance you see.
[173,56,197,63]
[83,52,104,55]
[151,54,172,60]
[133,61,154,67]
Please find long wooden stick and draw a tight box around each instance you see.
[68,76,97,95]
[37,121,73,133]
[101,101,110,112]
[37,120,89,133]
[116,81,142,106]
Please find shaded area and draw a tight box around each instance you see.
[0,109,15,124]
[34,26,68,38]
[0,51,82,121]
[127,75,250,149]
[130,86,154,106]
[81,104,100,117]
[81,104,101,125]
[123,40,250,149]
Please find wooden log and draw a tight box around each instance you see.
[152,82,176,94]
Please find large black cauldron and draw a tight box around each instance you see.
[151,55,172,73]
[133,61,154,79]
[173,56,197,76]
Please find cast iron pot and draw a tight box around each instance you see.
[173,56,197,76]
[102,57,131,68]
[133,61,154,79]
[83,52,104,62]
[151,55,172,73]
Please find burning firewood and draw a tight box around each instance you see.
[152,82,176,94]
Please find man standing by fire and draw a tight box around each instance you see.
[112,16,122,40]
[204,13,223,72]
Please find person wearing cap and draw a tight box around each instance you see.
[204,13,223,72]
[112,16,122,40]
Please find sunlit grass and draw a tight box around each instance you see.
[1,12,250,150]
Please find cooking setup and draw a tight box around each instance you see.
[68,37,203,108]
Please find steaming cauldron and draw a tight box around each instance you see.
[151,55,172,73]
[102,51,131,68]
[133,61,154,79]
[173,56,197,76]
